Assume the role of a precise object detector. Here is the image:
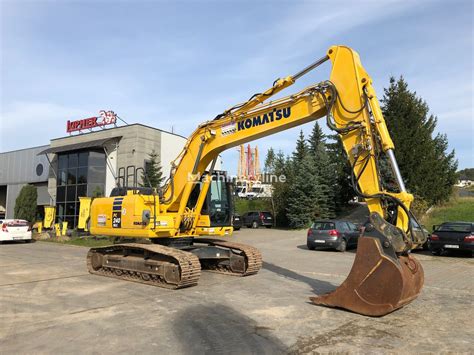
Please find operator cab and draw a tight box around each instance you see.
[188,170,233,227]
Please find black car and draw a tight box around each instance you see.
[307,220,360,252]
[429,222,474,256]
[232,213,242,231]
[241,211,273,228]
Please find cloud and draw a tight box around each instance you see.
[1,0,471,172]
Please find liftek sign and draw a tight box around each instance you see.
[67,110,117,133]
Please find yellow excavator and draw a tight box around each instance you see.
[86,45,426,316]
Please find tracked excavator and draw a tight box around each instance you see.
[86,45,426,316]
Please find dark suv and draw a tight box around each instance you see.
[307,220,360,252]
[242,211,273,228]
[429,222,474,256]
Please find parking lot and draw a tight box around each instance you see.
[1,228,473,354]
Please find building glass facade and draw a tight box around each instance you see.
[56,150,106,227]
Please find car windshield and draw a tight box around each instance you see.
[410,218,421,229]
[312,222,335,230]
[437,223,472,233]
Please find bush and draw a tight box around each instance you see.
[14,185,37,223]
[410,195,430,220]
[233,197,273,215]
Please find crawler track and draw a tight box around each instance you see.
[194,239,262,276]
[86,243,201,289]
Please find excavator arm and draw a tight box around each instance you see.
[163,46,424,248]
[158,45,425,315]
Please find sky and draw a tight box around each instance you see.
[1,0,473,175]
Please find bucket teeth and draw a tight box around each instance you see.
[310,236,424,317]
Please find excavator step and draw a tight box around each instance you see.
[86,243,201,289]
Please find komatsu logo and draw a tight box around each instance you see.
[237,107,291,131]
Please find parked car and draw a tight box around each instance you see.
[0,219,32,243]
[307,220,360,252]
[232,213,242,231]
[241,211,273,228]
[429,221,474,256]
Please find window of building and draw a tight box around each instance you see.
[56,149,106,228]
[36,163,44,176]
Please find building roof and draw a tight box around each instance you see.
[50,123,187,142]
[38,137,121,155]
[0,144,50,155]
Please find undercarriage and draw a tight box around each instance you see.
[87,238,262,289]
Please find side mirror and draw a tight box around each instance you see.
[432,225,438,232]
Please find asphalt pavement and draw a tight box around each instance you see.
[0,228,472,354]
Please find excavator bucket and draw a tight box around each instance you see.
[310,235,424,317]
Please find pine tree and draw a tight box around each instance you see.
[286,130,325,228]
[292,130,308,163]
[142,150,164,189]
[271,150,291,227]
[327,134,356,211]
[308,122,336,218]
[264,148,276,173]
[308,122,326,155]
[14,185,37,223]
[286,155,322,228]
[381,77,457,205]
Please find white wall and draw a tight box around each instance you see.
[159,133,187,180]
[105,145,118,197]
[159,132,223,179]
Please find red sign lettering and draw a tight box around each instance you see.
[67,111,117,133]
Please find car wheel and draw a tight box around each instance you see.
[337,239,347,252]
[265,225,272,229]
[251,221,258,229]
[234,227,240,231]
[307,243,315,250]
[431,248,442,256]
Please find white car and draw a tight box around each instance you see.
[0,219,32,242]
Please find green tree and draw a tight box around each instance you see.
[292,130,308,163]
[264,147,276,173]
[457,168,474,181]
[286,155,321,228]
[327,134,356,211]
[91,186,104,198]
[308,122,336,218]
[14,185,37,222]
[381,77,458,205]
[286,130,325,228]
[271,150,291,227]
[142,150,164,188]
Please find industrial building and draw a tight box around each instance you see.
[0,123,213,228]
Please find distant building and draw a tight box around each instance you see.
[455,179,473,187]
[0,123,221,227]
[0,145,50,220]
